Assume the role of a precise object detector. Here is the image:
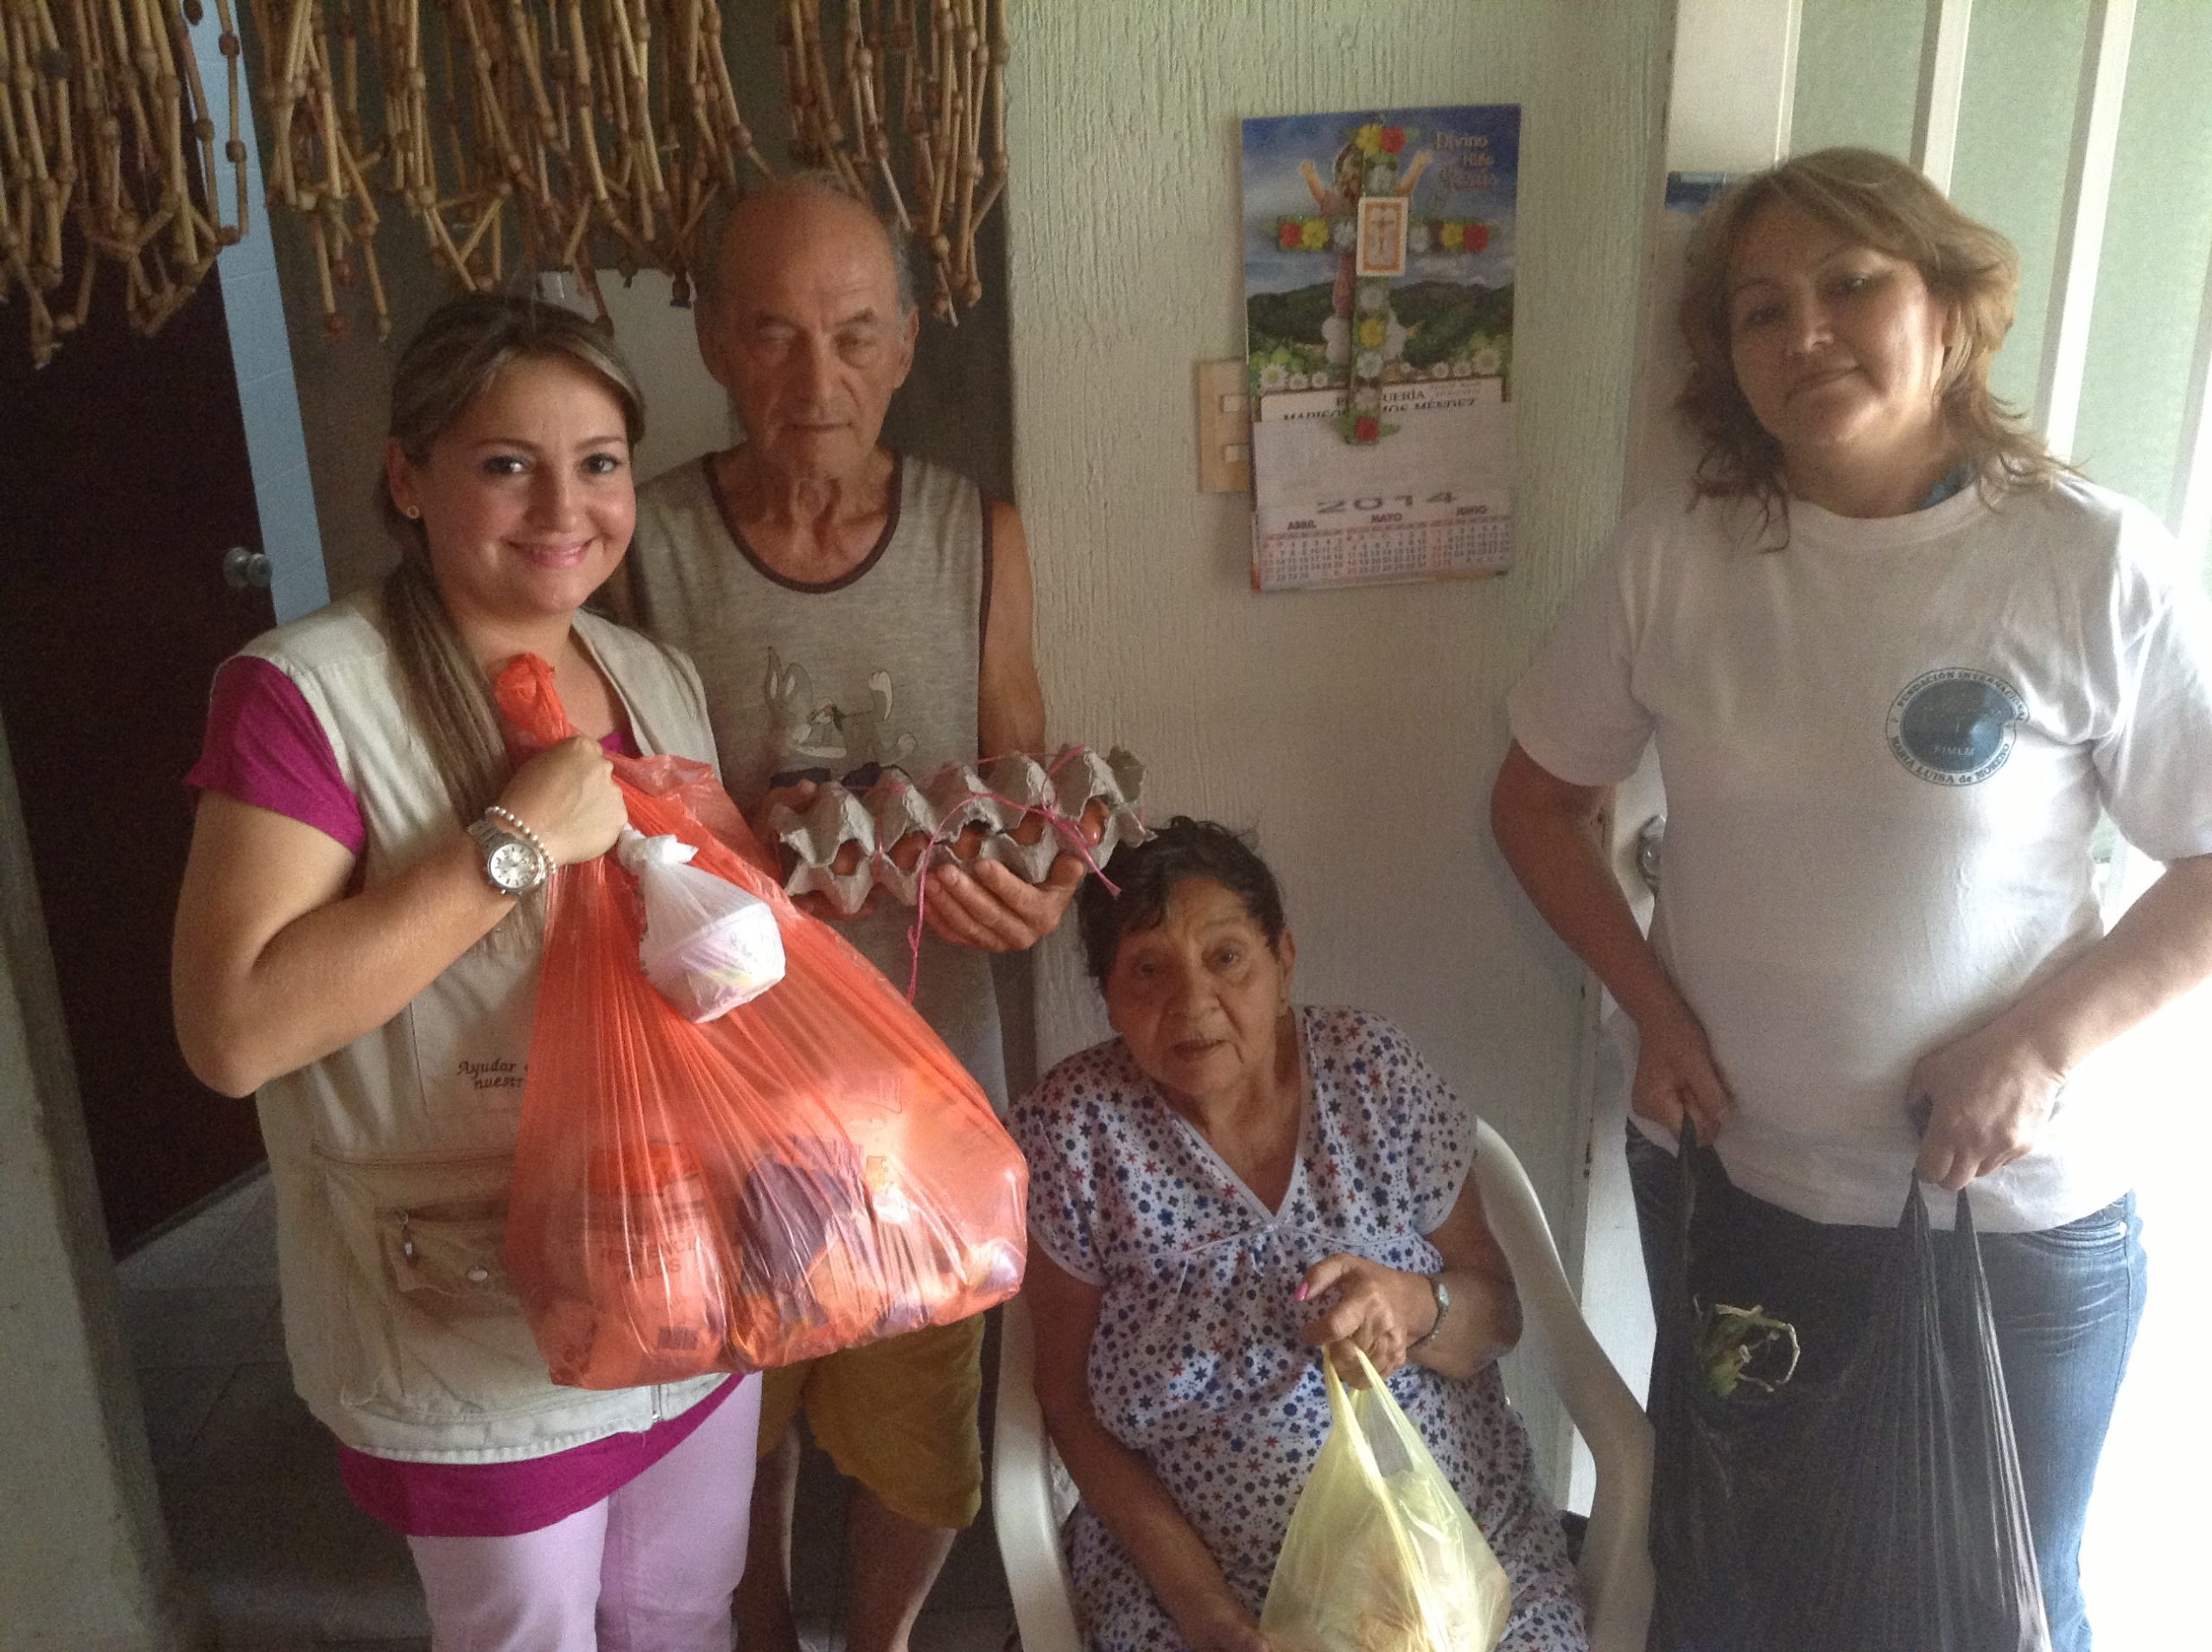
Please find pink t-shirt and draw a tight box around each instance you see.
[188,655,735,1538]
[185,656,642,848]
[187,657,373,853]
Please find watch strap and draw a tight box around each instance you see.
[467,815,547,894]
[484,804,555,883]
[1410,1273,1452,1350]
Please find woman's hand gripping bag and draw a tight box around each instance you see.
[1261,1348,1512,1652]
[495,657,1028,1388]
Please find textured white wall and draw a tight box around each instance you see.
[1005,0,1668,1207]
[0,717,200,1649]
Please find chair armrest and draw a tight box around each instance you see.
[1473,1120,1655,1651]
[992,1294,1084,1652]
[1578,1414,1655,1652]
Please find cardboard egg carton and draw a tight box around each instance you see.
[766,747,1150,916]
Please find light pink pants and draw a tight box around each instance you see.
[407,1373,762,1652]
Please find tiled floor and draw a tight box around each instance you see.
[118,1172,1015,1650]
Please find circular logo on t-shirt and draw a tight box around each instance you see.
[1886,668,2026,785]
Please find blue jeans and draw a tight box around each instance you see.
[1627,1128,2144,1652]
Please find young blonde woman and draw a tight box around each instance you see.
[173,294,760,1650]
[1491,148,2212,1649]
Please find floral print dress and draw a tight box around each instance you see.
[1010,1006,1587,1652]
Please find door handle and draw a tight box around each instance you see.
[222,544,272,591]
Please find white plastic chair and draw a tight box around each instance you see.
[1466,1117,1656,1651]
[990,1118,1656,1652]
[993,1291,1085,1652]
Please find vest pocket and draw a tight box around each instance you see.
[316,1147,581,1425]
[379,1194,514,1315]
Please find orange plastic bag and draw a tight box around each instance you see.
[496,656,1028,1389]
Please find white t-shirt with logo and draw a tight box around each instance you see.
[1508,478,2212,1230]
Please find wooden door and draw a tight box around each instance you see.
[0,273,276,1250]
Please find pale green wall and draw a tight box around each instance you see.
[1948,2,2094,420]
[1791,0,1924,156]
[2075,1,2212,515]
[1789,1,2212,539]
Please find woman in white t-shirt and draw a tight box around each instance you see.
[1490,147,2212,1651]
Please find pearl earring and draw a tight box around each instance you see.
[404,505,422,519]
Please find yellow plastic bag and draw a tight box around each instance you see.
[1260,1347,1513,1652]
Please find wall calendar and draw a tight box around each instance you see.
[1239,104,1522,592]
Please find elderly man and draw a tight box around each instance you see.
[623,176,1078,1652]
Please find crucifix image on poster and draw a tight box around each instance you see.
[1357,196,1410,278]
[1242,105,1521,592]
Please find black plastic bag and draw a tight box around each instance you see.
[1647,1128,2050,1652]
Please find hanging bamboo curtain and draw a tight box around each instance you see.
[245,0,1006,337]
[2,0,1006,363]
[777,0,1008,318]
[0,0,251,364]
[239,0,777,337]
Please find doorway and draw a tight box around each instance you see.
[0,266,277,1249]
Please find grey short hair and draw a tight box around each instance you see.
[692,170,918,318]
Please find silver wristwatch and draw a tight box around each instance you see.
[1411,1274,1452,1350]
[467,814,549,895]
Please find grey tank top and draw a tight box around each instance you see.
[626,449,1007,1107]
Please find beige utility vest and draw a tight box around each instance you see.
[243,590,726,1461]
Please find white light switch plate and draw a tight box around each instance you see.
[1195,359,1253,493]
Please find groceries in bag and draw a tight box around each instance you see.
[1261,1347,1512,1652]
[531,1140,734,1389]
[616,825,785,1020]
[1647,1125,2050,1652]
[496,655,1028,1389]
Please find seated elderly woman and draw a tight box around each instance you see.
[1010,819,1586,1652]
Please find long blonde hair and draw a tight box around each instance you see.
[380,293,645,826]
[1675,146,2062,516]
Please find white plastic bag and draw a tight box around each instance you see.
[616,827,785,1021]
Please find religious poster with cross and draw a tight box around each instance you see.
[1240,105,1521,592]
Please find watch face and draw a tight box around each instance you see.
[487,839,540,893]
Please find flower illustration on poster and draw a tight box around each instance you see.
[1241,103,1521,592]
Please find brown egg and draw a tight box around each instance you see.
[1009,810,1049,847]
[887,830,931,873]
[950,822,988,861]
[830,839,866,877]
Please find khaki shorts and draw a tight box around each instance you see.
[758,1313,986,1530]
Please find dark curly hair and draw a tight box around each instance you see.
[1077,817,1286,983]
